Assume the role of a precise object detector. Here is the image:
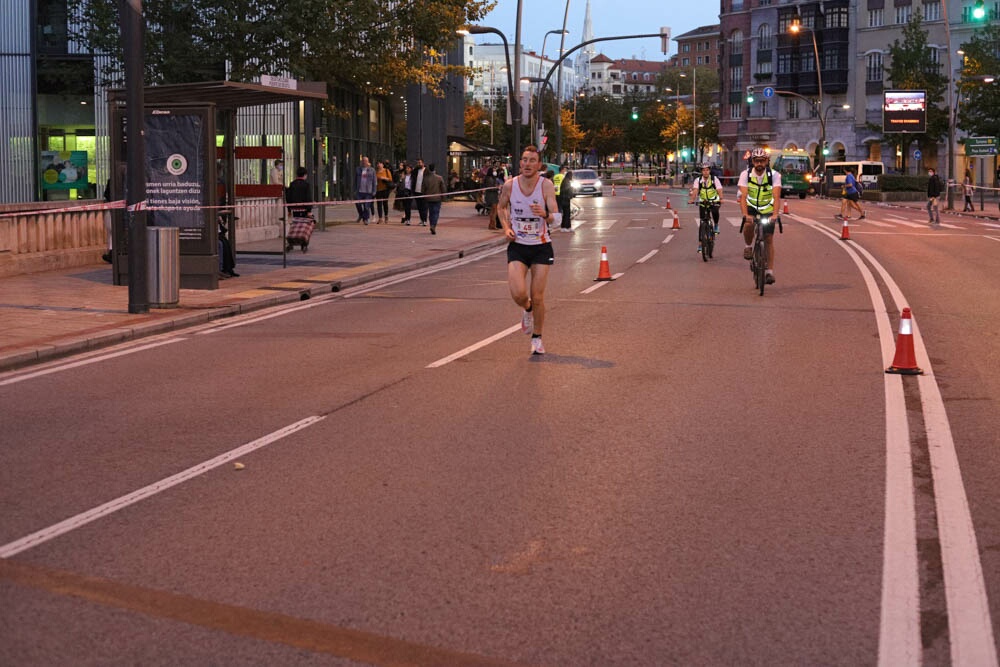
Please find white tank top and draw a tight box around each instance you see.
[509,176,550,245]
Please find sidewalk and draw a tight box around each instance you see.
[0,200,504,372]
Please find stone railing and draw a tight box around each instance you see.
[0,197,284,278]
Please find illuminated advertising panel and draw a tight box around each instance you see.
[883,90,926,133]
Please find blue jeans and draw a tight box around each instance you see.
[356,193,374,221]
[428,201,442,229]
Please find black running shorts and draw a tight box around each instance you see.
[507,242,555,266]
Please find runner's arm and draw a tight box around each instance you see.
[497,180,515,240]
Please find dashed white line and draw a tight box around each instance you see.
[0,415,326,558]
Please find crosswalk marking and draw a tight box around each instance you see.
[859,219,895,228]
[885,216,927,229]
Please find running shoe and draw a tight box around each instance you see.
[859,214,866,219]
[714,225,720,234]
[697,245,702,254]
[765,270,775,285]
[743,246,753,260]
[521,309,534,335]
[531,337,545,355]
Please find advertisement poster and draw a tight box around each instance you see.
[144,111,206,238]
[883,90,927,133]
[41,151,89,190]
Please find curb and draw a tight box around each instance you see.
[0,235,508,373]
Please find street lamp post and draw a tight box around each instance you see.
[942,0,956,209]
[542,31,668,157]
[523,76,556,152]
[459,26,520,162]
[790,18,824,144]
[535,29,568,148]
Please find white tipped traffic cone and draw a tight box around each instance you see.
[886,307,922,375]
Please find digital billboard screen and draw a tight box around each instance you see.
[883,90,927,133]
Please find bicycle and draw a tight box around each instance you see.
[696,202,719,262]
[741,212,782,295]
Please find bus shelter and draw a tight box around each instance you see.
[107,79,327,289]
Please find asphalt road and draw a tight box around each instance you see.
[1,192,998,666]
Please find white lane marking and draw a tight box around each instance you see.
[426,324,520,368]
[885,216,929,229]
[803,218,921,664]
[0,416,326,558]
[727,216,743,227]
[938,222,962,229]
[636,249,658,263]
[662,218,672,228]
[982,223,1000,229]
[807,216,998,666]
[860,219,895,228]
[986,235,1000,241]
[199,246,508,335]
[580,273,625,294]
[0,339,183,388]
[662,234,675,245]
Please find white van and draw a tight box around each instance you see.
[823,161,885,188]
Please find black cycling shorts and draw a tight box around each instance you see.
[747,208,777,236]
[507,242,555,267]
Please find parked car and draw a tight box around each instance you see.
[569,169,603,197]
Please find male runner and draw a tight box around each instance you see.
[497,145,559,355]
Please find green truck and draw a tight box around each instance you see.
[771,149,814,199]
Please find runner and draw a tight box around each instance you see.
[497,145,559,355]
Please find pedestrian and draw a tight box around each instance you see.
[284,166,311,218]
[483,163,501,230]
[396,163,414,224]
[963,169,974,212]
[412,158,429,226]
[837,166,865,220]
[269,159,284,186]
[375,159,394,223]
[926,167,944,224]
[355,156,377,225]
[554,165,575,232]
[497,145,559,356]
[423,163,446,235]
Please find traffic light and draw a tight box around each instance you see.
[822,141,830,156]
[973,0,986,20]
[631,106,639,121]
[746,86,755,104]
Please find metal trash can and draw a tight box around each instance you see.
[147,226,179,308]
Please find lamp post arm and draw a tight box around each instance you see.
[546,32,665,157]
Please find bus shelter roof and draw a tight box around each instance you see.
[108,79,328,110]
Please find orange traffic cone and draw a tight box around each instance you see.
[886,307,923,375]
[641,190,647,202]
[594,246,614,281]
[840,217,851,241]
[628,183,633,191]
[611,184,616,196]
[665,196,672,210]
[782,201,789,214]
[671,212,681,229]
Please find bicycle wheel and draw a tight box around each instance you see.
[705,231,715,259]
[753,241,766,295]
[700,219,710,262]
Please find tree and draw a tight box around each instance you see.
[880,14,949,171]
[560,107,585,155]
[957,24,1000,139]
[69,0,492,94]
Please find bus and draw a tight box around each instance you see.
[770,149,814,199]
[822,161,885,188]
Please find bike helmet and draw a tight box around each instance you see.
[750,147,768,160]
[700,162,713,169]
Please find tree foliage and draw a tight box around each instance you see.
[70,0,493,94]
[881,14,949,168]
[956,24,1000,139]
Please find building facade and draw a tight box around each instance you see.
[719,0,997,177]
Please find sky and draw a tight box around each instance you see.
[477,0,719,63]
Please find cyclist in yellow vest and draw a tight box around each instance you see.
[688,163,724,253]
[739,147,782,285]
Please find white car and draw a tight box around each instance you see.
[569,169,603,197]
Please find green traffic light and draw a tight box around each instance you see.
[747,94,755,103]
[973,0,986,19]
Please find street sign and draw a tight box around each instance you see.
[913,149,922,160]
[763,87,775,98]
[965,136,998,156]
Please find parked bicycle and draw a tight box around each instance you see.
[741,213,782,295]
